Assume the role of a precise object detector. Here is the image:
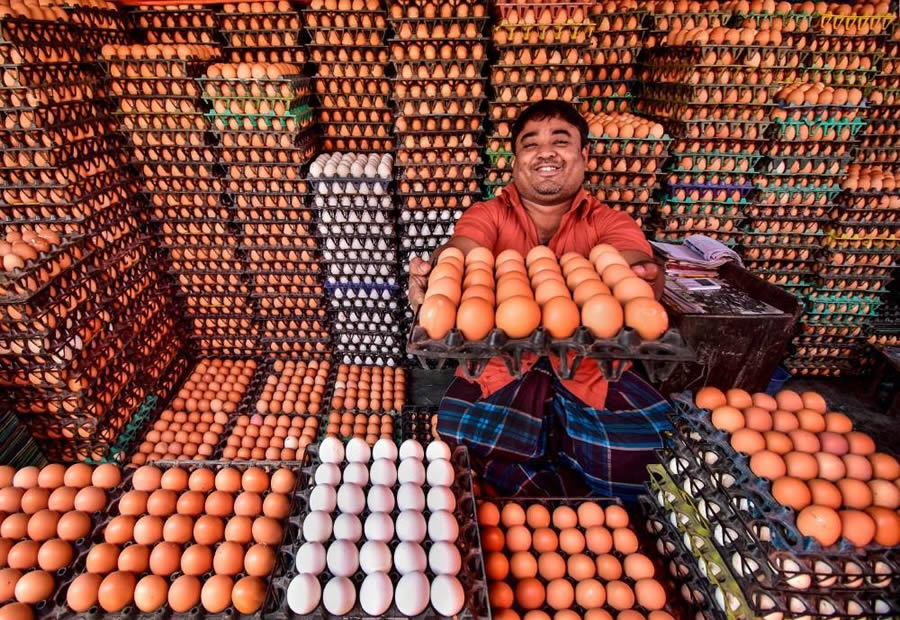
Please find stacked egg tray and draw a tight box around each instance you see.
[48,460,307,619]
[218,3,308,65]
[585,125,672,231]
[200,68,326,358]
[653,394,900,617]
[264,441,490,619]
[763,99,875,375]
[806,12,895,95]
[578,6,647,115]
[304,3,393,153]
[407,318,694,382]
[308,153,403,367]
[637,42,778,245]
[399,406,439,446]
[643,7,732,49]
[483,1,593,197]
[859,24,900,171]
[128,5,220,46]
[0,30,132,232]
[316,363,407,445]
[390,5,488,263]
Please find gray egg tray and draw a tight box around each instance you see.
[398,209,464,224]
[325,262,398,278]
[263,443,489,619]
[311,194,393,210]
[318,209,395,225]
[316,222,395,237]
[321,237,396,253]
[309,178,391,196]
[321,249,397,263]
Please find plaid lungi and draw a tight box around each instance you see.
[437,358,672,501]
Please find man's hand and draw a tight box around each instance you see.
[408,256,431,312]
[631,261,660,283]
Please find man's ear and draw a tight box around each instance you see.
[581,144,589,163]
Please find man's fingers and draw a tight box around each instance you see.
[410,257,432,276]
[632,262,659,280]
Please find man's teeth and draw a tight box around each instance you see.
[537,165,559,171]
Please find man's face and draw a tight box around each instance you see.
[513,116,588,206]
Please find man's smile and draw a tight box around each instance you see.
[533,161,563,176]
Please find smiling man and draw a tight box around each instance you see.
[407,100,672,500]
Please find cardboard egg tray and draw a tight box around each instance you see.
[398,406,438,445]
[309,44,389,66]
[223,29,304,49]
[392,58,487,83]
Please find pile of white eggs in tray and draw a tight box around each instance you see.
[287,437,467,617]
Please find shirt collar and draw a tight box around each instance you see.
[502,183,594,218]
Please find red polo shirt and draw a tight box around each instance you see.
[451,183,653,408]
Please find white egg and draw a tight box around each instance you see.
[393,541,427,575]
[398,459,425,486]
[428,541,461,575]
[426,459,455,486]
[323,163,337,178]
[326,539,359,577]
[308,163,322,178]
[346,437,371,463]
[425,440,451,462]
[399,439,424,461]
[314,463,341,486]
[428,510,459,543]
[302,511,332,543]
[426,486,456,512]
[309,485,336,512]
[367,485,395,513]
[319,437,345,464]
[296,542,326,574]
[323,576,355,615]
[396,510,427,543]
[395,571,430,616]
[373,438,398,461]
[287,573,321,614]
[370,459,397,486]
[337,483,365,514]
[364,512,394,542]
[359,572,393,616]
[359,540,392,574]
[333,513,362,542]
[285,436,299,450]
[343,462,369,487]
[431,574,465,616]
[396,483,425,511]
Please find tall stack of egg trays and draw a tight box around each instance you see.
[0,4,175,463]
[202,61,322,358]
[862,20,900,349]
[815,7,898,372]
[779,4,892,377]
[642,393,900,620]
[638,25,775,246]
[388,0,488,337]
[218,0,308,66]
[310,153,402,367]
[726,5,815,295]
[483,0,593,198]
[579,0,646,117]
[304,0,393,154]
[102,44,237,362]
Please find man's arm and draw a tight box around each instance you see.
[407,235,483,311]
[620,249,664,300]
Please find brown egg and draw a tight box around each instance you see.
[56,511,91,541]
[67,573,101,612]
[134,574,168,612]
[92,464,122,489]
[14,570,54,604]
[232,576,266,613]
[202,575,234,613]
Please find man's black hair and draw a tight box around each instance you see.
[510,99,589,154]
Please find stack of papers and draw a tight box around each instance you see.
[651,235,743,277]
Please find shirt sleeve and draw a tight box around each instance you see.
[452,200,501,251]
[592,208,653,256]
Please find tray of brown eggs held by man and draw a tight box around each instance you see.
[408,245,695,382]
[42,461,309,619]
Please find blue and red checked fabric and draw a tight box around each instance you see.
[437,358,672,502]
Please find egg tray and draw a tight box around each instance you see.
[407,314,694,382]
[398,406,438,446]
[668,393,900,583]
[264,443,488,620]
[391,60,488,83]
[656,453,900,617]
[484,495,683,618]
[645,465,864,620]
[315,202,396,221]
[813,262,895,278]
[639,493,730,620]
[0,17,84,48]
[43,459,307,619]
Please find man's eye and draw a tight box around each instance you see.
[522,143,536,149]
[554,140,569,146]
